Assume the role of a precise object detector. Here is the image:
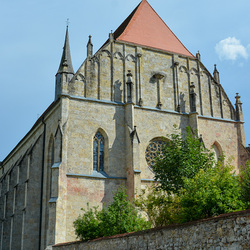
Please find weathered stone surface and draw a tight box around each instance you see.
[53,210,250,250]
[0,1,249,249]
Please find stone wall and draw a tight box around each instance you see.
[53,209,250,250]
[72,39,235,122]
[0,101,63,249]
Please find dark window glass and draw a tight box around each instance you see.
[93,132,104,171]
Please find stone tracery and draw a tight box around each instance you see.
[145,139,166,169]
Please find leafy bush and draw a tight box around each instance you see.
[73,188,151,241]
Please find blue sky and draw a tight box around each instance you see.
[1,0,250,160]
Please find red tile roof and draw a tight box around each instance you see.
[114,0,194,58]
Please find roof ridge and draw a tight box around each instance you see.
[113,2,140,41]
[117,0,145,40]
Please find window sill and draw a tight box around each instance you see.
[49,197,58,203]
[52,162,61,169]
[66,171,126,180]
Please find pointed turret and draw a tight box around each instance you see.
[213,64,220,84]
[57,26,74,75]
[55,26,74,100]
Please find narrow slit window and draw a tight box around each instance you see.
[93,132,104,172]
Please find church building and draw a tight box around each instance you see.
[0,0,249,249]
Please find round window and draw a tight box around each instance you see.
[145,139,166,169]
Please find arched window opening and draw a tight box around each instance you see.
[93,132,104,172]
[145,138,167,170]
[212,142,222,162]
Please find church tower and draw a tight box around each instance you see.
[55,26,74,100]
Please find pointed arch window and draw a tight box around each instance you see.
[93,132,104,172]
[212,142,222,162]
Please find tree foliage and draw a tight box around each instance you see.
[153,126,214,194]
[73,188,151,241]
[239,161,250,208]
[134,186,180,227]
[178,162,245,222]
[135,126,249,226]
[73,205,102,241]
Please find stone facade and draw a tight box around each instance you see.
[0,1,249,249]
[53,209,250,250]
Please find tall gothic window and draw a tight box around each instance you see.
[93,132,104,171]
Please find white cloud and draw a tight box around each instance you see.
[215,37,248,61]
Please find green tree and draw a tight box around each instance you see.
[73,205,102,241]
[239,161,250,208]
[134,185,180,227]
[178,162,245,222]
[100,188,150,236]
[153,126,214,194]
[135,127,248,225]
[73,188,151,241]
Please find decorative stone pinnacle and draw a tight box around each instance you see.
[214,64,218,72]
[235,93,242,104]
[109,32,114,42]
[87,35,93,45]
[87,35,93,58]
[213,64,220,83]
[196,51,201,60]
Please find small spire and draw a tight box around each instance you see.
[213,64,220,83]
[57,25,74,75]
[235,93,243,121]
[109,32,114,43]
[235,93,242,105]
[196,51,201,61]
[87,35,93,58]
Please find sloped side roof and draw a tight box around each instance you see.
[113,0,194,58]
